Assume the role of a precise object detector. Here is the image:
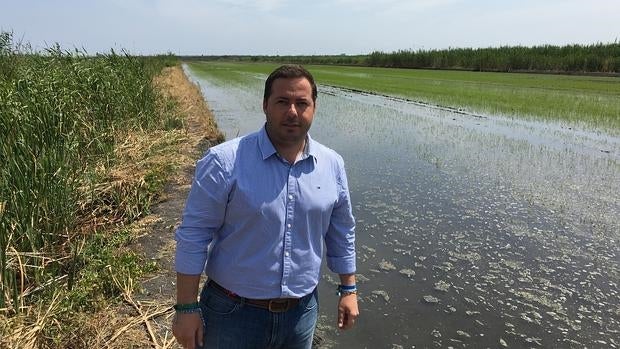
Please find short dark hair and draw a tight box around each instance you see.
[263,64,317,103]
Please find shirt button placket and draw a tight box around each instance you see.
[282,165,296,295]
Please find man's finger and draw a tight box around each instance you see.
[197,321,204,347]
[343,312,353,329]
[338,307,345,328]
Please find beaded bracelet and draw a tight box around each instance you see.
[173,302,201,314]
[337,284,357,296]
[338,284,356,291]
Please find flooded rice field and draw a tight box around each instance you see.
[184,65,619,348]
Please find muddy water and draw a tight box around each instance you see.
[184,65,619,349]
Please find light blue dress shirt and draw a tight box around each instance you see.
[175,126,356,299]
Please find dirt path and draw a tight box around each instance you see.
[126,65,223,347]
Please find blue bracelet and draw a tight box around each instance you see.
[337,284,357,296]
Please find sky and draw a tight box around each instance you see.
[1,0,619,55]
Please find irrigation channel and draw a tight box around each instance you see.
[183,64,619,348]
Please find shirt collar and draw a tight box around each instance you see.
[258,125,278,160]
[258,124,318,162]
[305,134,318,162]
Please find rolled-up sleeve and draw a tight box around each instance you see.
[175,150,229,275]
[325,158,356,274]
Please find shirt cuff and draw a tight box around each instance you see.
[326,253,356,274]
[174,241,208,275]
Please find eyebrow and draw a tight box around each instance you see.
[274,96,311,102]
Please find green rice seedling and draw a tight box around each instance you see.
[187,61,620,133]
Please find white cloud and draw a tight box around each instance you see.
[330,0,463,14]
[215,0,285,12]
[2,0,618,55]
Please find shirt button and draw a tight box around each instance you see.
[288,195,293,200]
[285,252,290,257]
[287,224,291,228]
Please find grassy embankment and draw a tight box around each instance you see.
[188,61,620,133]
[1,32,222,348]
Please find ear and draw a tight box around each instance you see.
[262,99,267,114]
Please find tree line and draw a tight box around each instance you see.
[183,42,620,74]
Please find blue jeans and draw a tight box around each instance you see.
[196,281,318,349]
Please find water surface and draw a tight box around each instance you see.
[184,64,619,349]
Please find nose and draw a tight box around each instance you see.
[286,103,298,117]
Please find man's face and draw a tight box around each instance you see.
[263,77,315,148]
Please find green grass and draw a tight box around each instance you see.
[65,228,157,310]
[0,31,178,312]
[187,61,620,133]
[1,31,188,347]
[189,61,259,86]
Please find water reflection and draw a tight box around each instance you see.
[184,64,619,349]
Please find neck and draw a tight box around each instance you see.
[265,128,306,164]
[276,139,305,164]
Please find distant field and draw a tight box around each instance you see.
[187,61,620,133]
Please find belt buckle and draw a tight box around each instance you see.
[268,299,290,313]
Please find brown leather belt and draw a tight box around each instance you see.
[208,280,300,313]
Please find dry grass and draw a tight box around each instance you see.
[153,66,224,171]
[100,66,224,349]
[77,129,185,229]
[1,65,223,348]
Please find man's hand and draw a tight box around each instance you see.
[172,312,204,349]
[174,273,203,348]
[337,293,359,330]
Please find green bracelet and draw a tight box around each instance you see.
[173,302,201,312]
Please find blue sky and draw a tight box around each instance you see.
[1,0,619,55]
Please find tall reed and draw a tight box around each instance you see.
[0,31,177,311]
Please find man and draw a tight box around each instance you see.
[173,64,358,349]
